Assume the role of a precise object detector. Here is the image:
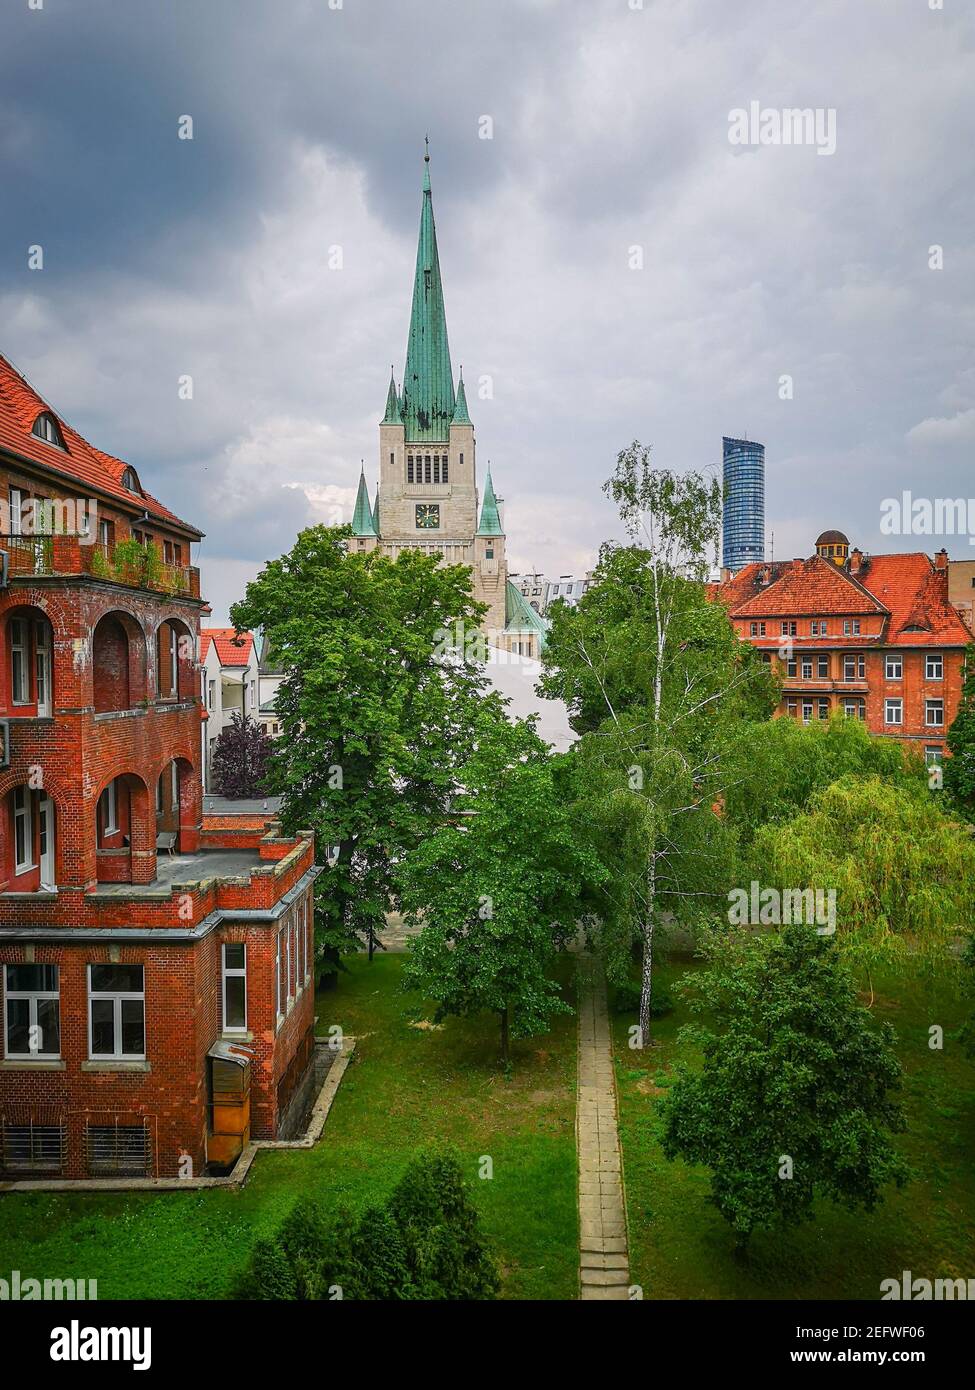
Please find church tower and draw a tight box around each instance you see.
[355,147,544,655]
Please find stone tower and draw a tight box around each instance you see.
[351,147,511,641]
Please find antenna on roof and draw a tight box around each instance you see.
[770,530,774,565]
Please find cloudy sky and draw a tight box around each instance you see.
[1,0,972,622]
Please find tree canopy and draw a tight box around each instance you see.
[231,524,494,967]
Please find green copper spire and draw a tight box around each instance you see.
[476,468,503,537]
[371,487,380,534]
[382,367,401,424]
[401,145,455,442]
[452,369,471,425]
[351,467,377,537]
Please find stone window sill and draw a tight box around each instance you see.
[81,1059,151,1073]
[0,1058,66,1071]
[1,890,58,902]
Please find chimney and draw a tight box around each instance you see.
[849,548,864,576]
[934,548,948,572]
[757,565,771,586]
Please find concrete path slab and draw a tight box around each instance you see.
[577,954,631,1301]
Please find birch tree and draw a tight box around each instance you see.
[541,443,776,1042]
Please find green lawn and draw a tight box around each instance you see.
[614,955,975,1299]
[0,954,579,1300]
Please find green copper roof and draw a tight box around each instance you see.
[452,372,471,425]
[371,488,380,533]
[382,369,401,424]
[505,581,549,649]
[351,470,377,537]
[476,468,504,537]
[401,151,455,442]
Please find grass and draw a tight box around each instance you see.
[0,954,578,1300]
[613,954,975,1299]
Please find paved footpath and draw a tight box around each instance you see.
[577,954,631,1300]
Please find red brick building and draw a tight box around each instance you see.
[0,352,321,1180]
[715,530,971,768]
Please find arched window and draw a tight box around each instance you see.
[121,467,141,495]
[31,413,66,450]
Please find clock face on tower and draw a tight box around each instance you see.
[415,504,440,530]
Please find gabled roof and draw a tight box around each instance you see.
[728,556,887,619]
[717,551,971,648]
[860,553,972,647]
[0,351,202,536]
[401,150,455,442]
[201,629,255,667]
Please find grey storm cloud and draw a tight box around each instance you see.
[1,0,973,622]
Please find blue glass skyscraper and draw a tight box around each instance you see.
[721,436,765,572]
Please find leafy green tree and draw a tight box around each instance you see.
[231,526,490,974]
[946,644,975,819]
[211,711,272,798]
[752,774,975,976]
[724,711,925,850]
[398,711,604,1062]
[540,444,776,1040]
[661,924,909,1251]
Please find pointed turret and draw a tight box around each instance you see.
[401,145,455,441]
[452,369,471,425]
[382,367,401,424]
[476,468,504,537]
[371,487,380,534]
[351,467,377,537]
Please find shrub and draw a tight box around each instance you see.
[236,1236,298,1300]
[235,1147,499,1300]
[614,978,672,1018]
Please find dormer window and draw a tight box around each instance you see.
[121,468,142,495]
[31,413,66,450]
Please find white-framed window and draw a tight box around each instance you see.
[305,896,313,984]
[87,964,145,1059]
[10,619,30,705]
[843,619,862,636]
[925,699,944,727]
[13,787,34,873]
[34,620,52,716]
[884,698,903,725]
[818,698,830,720]
[926,653,944,680]
[9,487,24,536]
[801,701,813,725]
[781,621,797,636]
[885,655,903,680]
[818,656,829,678]
[4,963,60,1058]
[276,925,287,1023]
[925,746,943,767]
[843,654,865,680]
[801,659,813,679]
[221,943,247,1033]
[99,780,118,836]
[207,678,215,711]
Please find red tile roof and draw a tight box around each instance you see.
[717,551,971,648]
[201,628,254,667]
[0,351,202,537]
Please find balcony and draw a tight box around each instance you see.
[1,536,200,599]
